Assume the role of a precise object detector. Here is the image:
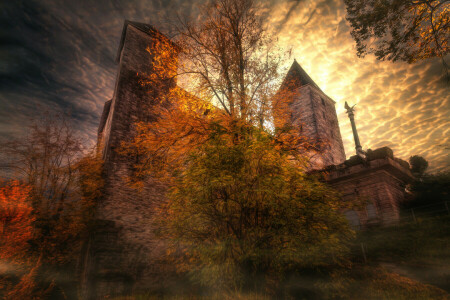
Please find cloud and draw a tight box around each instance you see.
[0,0,195,143]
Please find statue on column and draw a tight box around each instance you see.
[345,101,366,157]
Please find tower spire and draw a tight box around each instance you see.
[279,60,321,92]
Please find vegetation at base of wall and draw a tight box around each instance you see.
[325,265,448,300]
[108,214,450,299]
[404,171,450,212]
[355,216,450,263]
[110,264,448,300]
[0,113,104,299]
[151,124,354,294]
[354,215,450,292]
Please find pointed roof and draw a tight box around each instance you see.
[115,20,179,63]
[279,59,321,92]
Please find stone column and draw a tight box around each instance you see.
[345,101,363,156]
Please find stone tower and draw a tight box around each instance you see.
[279,60,346,169]
[82,21,177,299]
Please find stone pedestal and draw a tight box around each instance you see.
[323,147,414,228]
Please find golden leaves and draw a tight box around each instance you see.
[0,180,34,262]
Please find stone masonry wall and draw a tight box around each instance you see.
[326,155,414,228]
[84,23,177,299]
[289,84,346,169]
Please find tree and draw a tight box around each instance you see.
[403,156,449,216]
[121,0,316,184]
[156,126,353,292]
[403,171,450,213]
[0,113,103,298]
[344,0,449,75]
[0,181,34,262]
[120,0,354,295]
[0,181,35,299]
[174,0,283,124]
[409,155,429,177]
[0,181,56,299]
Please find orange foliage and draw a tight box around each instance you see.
[0,152,103,297]
[0,180,34,262]
[119,26,320,186]
[409,1,450,62]
[0,180,38,299]
[3,256,54,300]
[1,114,103,297]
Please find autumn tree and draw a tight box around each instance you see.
[344,0,449,76]
[0,180,57,299]
[156,125,353,293]
[173,0,284,125]
[0,113,103,298]
[0,181,34,298]
[117,0,355,295]
[0,181,33,262]
[409,155,429,177]
[122,0,315,183]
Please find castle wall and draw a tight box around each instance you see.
[325,154,414,228]
[85,23,177,299]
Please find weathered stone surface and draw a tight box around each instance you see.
[325,151,414,228]
[276,60,346,170]
[83,22,177,299]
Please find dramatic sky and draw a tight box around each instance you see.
[1,0,449,171]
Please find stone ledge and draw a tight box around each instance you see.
[324,155,413,184]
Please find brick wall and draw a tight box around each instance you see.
[289,84,346,169]
[83,22,177,299]
[325,154,414,228]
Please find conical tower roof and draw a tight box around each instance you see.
[279,59,321,92]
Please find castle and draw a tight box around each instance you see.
[81,21,414,299]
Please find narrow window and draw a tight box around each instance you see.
[321,98,325,106]
[322,111,326,119]
[366,204,377,219]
